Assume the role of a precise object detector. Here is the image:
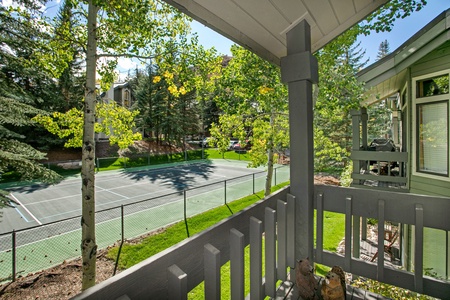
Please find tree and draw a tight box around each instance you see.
[133,65,202,146]
[0,97,62,208]
[314,29,367,173]
[212,45,288,196]
[37,0,222,290]
[0,1,63,207]
[361,0,427,34]
[377,39,391,60]
[32,0,195,290]
[313,0,427,176]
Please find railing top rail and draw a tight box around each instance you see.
[314,185,450,231]
[350,150,408,162]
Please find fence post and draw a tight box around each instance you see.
[224,180,227,205]
[12,230,16,282]
[113,205,125,276]
[96,157,100,173]
[148,154,150,166]
[184,190,189,237]
[252,173,255,194]
[275,168,277,186]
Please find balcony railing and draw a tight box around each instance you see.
[351,108,408,191]
[72,185,450,299]
[350,150,408,189]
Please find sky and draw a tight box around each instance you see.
[190,0,450,66]
[17,0,450,76]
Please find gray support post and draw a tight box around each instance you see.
[361,107,368,150]
[204,244,221,300]
[281,19,318,262]
[351,110,362,185]
[351,109,362,255]
[230,228,245,300]
[361,107,368,172]
[168,264,187,300]
[250,217,263,300]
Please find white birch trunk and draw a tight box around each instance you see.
[81,1,98,291]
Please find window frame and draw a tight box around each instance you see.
[412,70,450,181]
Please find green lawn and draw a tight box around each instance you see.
[106,179,346,297]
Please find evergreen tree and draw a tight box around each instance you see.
[0,1,62,207]
[134,65,201,146]
[377,39,391,60]
[314,29,366,173]
[54,0,86,112]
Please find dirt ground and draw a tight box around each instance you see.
[0,141,340,299]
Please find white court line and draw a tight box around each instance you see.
[9,193,42,225]
[37,188,173,220]
[96,185,130,199]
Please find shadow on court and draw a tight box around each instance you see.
[120,162,217,193]
[7,183,53,194]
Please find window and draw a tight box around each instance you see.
[124,90,130,107]
[416,101,448,176]
[416,74,449,98]
[413,71,450,179]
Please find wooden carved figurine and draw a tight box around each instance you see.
[321,266,346,300]
[295,258,319,300]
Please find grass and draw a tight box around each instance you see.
[204,148,251,161]
[106,181,290,268]
[106,178,346,297]
[107,181,289,300]
[314,211,346,276]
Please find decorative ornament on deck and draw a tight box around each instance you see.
[320,265,346,300]
[295,257,319,300]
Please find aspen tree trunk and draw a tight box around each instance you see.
[81,1,98,291]
[265,113,275,196]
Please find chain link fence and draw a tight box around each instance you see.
[0,165,289,284]
[43,149,208,175]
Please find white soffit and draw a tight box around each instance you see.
[162,0,388,65]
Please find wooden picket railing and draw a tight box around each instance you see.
[72,185,450,299]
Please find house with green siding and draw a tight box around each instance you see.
[356,8,450,279]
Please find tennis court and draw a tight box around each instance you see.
[2,160,287,234]
[0,160,290,282]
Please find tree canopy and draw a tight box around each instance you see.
[0,1,63,207]
[211,45,289,195]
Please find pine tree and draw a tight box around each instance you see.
[0,2,61,207]
[314,30,367,172]
[377,39,391,60]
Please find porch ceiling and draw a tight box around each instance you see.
[162,0,388,65]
